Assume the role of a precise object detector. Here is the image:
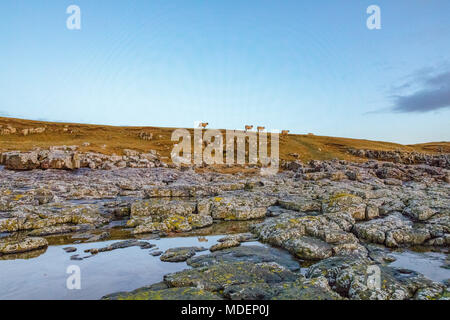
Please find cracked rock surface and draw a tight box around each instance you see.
[0,158,449,299]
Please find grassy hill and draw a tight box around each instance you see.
[1,117,448,163]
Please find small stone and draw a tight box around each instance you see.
[210,239,240,252]
[160,247,205,262]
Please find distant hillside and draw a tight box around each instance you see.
[1,117,449,163]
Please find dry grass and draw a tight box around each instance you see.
[0,117,448,164]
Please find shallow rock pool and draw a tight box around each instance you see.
[0,234,267,300]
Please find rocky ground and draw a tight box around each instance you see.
[0,146,166,170]
[0,154,449,300]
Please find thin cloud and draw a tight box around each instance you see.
[389,69,450,113]
[0,110,11,117]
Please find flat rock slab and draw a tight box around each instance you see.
[306,255,447,300]
[0,237,48,256]
[187,245,301,271]
[223,277,342,300]
[284,236,333,260]
[251,213,363,260]
[28,225,91,237]
[217,233,257,243]
[103,282,222,300]
[164,261,298,291]
[365,244,397,264]
[0,247,47,260]
[160,246,207,262]
[84,239,155,254]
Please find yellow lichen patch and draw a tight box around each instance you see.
[164,215,191,232]
[327,192,356,205]
[13,194,25,201]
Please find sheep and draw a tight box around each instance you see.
[257,126,265,132]
[199,122,209,129]
[281,130,290,136]
[244,125,253,132]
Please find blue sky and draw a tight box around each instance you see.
[1,0,449,144]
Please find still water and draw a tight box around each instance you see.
[0,232,448,299]
[0,234,264,300]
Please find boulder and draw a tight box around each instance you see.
[200,194,275,220]
[352,212,432,247]
[131,199,196,219]
[187,214,213,229]
[40,151,80,170]
[284,236,333,260]
[323,193,366,221]
[3,152,39,170]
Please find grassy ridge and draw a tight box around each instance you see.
[1,117,448,163]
